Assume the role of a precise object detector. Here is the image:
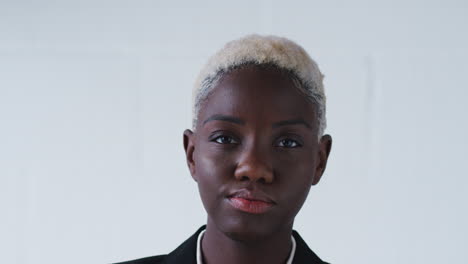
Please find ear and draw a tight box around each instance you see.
[183,129,197,181]
[312,134,332,185]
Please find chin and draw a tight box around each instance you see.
[216,214,281,243]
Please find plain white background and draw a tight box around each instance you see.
[1,0,467,263]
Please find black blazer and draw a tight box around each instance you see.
[115,226,329,264]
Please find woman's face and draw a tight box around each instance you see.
[184,65,332,241]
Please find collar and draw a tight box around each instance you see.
[196,230,296,264]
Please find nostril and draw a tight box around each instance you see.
[241,176,249,181]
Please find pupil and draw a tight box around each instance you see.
[284,139,293,147]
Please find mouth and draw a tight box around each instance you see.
[227,189,275,214]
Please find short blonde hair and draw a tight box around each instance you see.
[193,34,327,137]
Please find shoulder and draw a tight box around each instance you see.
[114,255,166,264]
[113,226,205,264]
[292,230,330,264]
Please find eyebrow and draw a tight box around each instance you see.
[272,119,312,129]
[203,114,245,126]
[203,115,311,129]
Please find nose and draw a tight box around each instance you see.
[234,146,274,184]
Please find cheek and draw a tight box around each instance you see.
[274,149,317,183]
[274,151,316,214]
[284,179,312,204]
[195,147,234,181]
[194,147,235,211]
[195,143,238,180]
[276,173,313,222]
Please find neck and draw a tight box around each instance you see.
[201,219,294,264]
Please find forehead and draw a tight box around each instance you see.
[197,65,318,129]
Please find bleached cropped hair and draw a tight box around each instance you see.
[193,34,327,137]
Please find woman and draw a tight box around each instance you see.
[118,34,332,264]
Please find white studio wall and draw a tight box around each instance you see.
[1,1,467,263]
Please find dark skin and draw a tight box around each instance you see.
[183,65,332,264]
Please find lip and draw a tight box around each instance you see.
[227,189,275,214]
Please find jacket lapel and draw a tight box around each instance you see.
[162,226,328,264]
[292,230,329,264]
[161,226,205,264]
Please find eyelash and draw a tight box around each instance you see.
[212,135,239,145]
[211,135,302,148]
[276,138,302,148]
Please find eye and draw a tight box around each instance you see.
[213,135,239,145]
[277,138,301,148]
